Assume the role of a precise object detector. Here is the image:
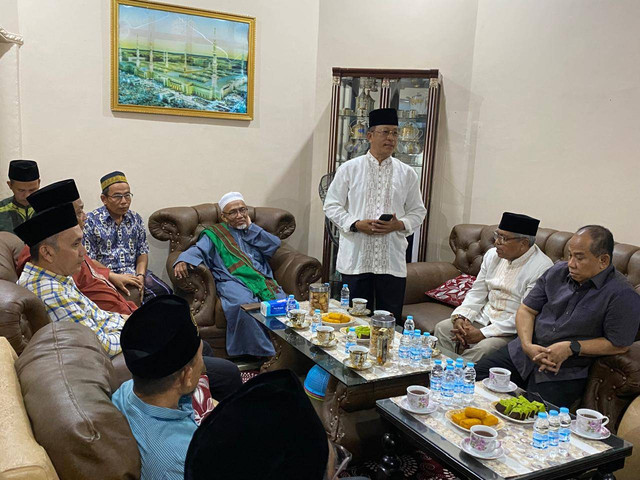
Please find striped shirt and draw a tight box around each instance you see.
[112,379,198,480]
[18,262,125,356]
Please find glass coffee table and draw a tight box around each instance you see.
[376,381,632,480]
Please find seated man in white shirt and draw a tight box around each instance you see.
[433,212,553,362]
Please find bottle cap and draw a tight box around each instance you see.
[538,412,548,418]
[559,407,569,414]
[403,329,409,335]
[423,332,430,336]
[467,362,474,367]
[446,358,453,364]
[288,294,294,298]
[434,359,442,364]
[315,309,321,313]
[549,410,559,416]
[349,327,355,331]
[407,316,413,320]
[456,357,464,362]
[446,365,453,370]
[414,329,421,335]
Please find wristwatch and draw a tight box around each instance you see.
[570,340,581,357]
[349,221,359,233]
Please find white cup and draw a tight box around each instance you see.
[406,385,430,411]
[289,309,308,327]
[352,298,368,314]
[489,367,511,389]
[349,345,369,368]
[576,408,609,436]
[469,425,501,454]
[316,325,335,345]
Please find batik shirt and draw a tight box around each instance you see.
[83,206,150,275]
[18,262,125,357]
[324,151,427,277]
[0,196,34,233]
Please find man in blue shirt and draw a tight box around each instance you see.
[476,225,640,407]
[112,295,238,480]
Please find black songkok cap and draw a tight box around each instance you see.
[369,108,398,127]
[100,171,128,192]
[185,369,329,480]
[498,212,540,236]
[121,295,200,379]
[9,160,39,182]
[27,179,79,213]
[14,203,78,247]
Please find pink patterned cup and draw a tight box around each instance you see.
[469,425,500,454]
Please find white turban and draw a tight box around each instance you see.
[219,191,245,211]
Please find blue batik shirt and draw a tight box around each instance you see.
[83,206,150,275]
[112,379,198,480]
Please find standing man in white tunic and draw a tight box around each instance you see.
[324,108,427,321]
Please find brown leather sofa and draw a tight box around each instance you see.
[402,223,640,432]
[149,204,323,358]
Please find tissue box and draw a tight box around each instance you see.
[260,298,298,317]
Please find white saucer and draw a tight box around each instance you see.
[482,378,517,393]
[570,420,611,440]
[284,320,311,330]
[460,437,504,460]
[399,397,438,415]
[344,359,373,370]
[310,336,338,348]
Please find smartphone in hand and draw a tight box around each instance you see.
[378,214,393,221]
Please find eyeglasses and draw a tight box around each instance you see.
[223,207,248,217]
[330,442,352,480]
[493,231,523,244]
[373,129,399,138]
[107,193,133,201]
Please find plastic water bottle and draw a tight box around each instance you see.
[311,309,322,334]
[340,284,350,308]
[548,410,560,459]
[421,332,432,368]
[558,407,571,457]
[442,365,455,405]
[453,359,465,405]
[345,327,357,354]
[532,412,549,457]
[463,362,476,405]
[285,294,296,319]
[403,315,415,334]
[398,329,411,366]
[410,330,422,367]
[430,359,444,401]
[446,358,454,367]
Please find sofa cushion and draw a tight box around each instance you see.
[402,301,454,334]
[15,322,140,480]
[0,337,58,480]
[425,274,476,307]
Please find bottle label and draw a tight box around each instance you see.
[533,432,548,450]
[548,431,559,447]
[559,428,570,442]
[463,383,475,395]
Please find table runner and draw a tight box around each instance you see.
[389,382,611,478]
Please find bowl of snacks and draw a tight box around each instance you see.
[446,406,505,432]
[340,325,370,344]
[322,312,354,327]
[492,396,545,424]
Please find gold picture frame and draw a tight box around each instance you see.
[111,0,255,120]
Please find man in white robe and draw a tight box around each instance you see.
[324,108,427,321]
[434,212,553,362]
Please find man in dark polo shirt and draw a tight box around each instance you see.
[476,225,640,407]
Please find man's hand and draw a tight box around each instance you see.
[371,214,405,235]
[109,273,143,296]
[244,212,252,227]
[535,341,571,374]
[174,261,190,279]
[450,315,469,347]
[461,319,485,345]
[523,343,555,370]
[354,220,377,235]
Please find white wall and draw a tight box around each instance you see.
[3,0,640,279]
[10,0,319,277]
[0,0,22,163]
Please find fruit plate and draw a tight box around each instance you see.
[445,408,505,433]
[490,401,536,424]
[340,326,370,344]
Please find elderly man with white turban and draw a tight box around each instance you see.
[173,192,284,357]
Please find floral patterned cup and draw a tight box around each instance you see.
[406,385,430,411]
[469,425,500,454]
[576,408,609,436]
[489,367,511,389]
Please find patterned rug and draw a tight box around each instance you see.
[339,449,459,480]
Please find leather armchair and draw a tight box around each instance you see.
[149,203,322,358]
[404,223,640,432]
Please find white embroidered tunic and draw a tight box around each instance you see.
[452,245,553,337]
[324,152,427,278]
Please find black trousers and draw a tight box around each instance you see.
[341,273,406,322]
[202,341,243,401]
[476,345,588,408]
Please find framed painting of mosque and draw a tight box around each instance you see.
[110,0,256,120]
